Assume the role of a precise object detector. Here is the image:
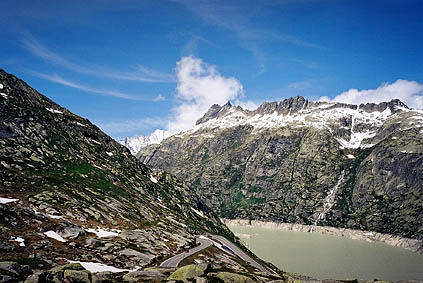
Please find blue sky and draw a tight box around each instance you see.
[1,0,422,139]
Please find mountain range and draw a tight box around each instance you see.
[138,96,423,242]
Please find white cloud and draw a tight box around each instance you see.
[321,80,423,109]
[167,56,243,134]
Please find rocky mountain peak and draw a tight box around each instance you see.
[192,96,415,136]
[277,96,309,115]
[196,101,235,125]
[252,96,310,116]
[359,99,410,113]
[196,104,222,125]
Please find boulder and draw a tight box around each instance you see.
[168,264,207,281]
[123,267,173,282]
[0,261,24,276]
[58,224,86,240]
[24,271,46,283]
[91,271,115,283]
[118,249,155,265]
[63,269,90,283]
[215,272,255,283]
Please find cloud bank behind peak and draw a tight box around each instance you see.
[320,80,423,110]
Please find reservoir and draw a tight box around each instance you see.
[228,224,423,281]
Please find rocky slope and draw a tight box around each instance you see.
[138,96,423,241]
[0,68,288,282]
[119,129,168,155]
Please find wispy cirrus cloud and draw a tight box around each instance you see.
[171,0,321,73]
[21,34,175,83]
[180,33,217,57]
[290,59,320,70]
[33,71,159,101]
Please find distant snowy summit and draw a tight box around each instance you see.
[119,129,168,155]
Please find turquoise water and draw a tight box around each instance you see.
[228,225,423,281]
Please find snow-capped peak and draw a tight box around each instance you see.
[177,97,423,149]
[119,129,169,155]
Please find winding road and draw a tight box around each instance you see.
[159,238,212,268]
[160,235,271,274]
[210,235,271,273]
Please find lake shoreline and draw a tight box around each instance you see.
[223,219,423,255]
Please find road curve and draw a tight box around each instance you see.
[159,235,271,274]
[159,238,212,268]
[210,235,271,274]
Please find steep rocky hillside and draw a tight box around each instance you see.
[138,96,423,240]
[0,69,289,282]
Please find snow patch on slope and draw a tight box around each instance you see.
[10,236,25,247]
[86,227,120,238]
[46,107,63,114]
[150,176,158,183]
[44,231,66,242]
[0,197,19,204]
[69,261,140,273]
[191,207,204,218]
